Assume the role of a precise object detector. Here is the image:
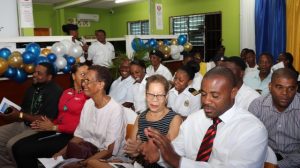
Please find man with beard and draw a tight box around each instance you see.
[0,62,62,167]
[140,67,268,167]
[249,68,300,168]
[109,58,134,104]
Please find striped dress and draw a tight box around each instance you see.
[136,110,177,168]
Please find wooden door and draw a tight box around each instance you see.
[34,28,51,36]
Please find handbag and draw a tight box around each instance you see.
[65,140,98,159]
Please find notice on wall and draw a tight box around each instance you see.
[0,0,19,37]
[18,0,34,28]
[155,3,163,30]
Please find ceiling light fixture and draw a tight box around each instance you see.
[115,0,131,4]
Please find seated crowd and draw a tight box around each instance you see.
[0,46,299,168]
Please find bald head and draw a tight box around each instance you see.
[204,66,237,89]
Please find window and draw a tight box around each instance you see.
[170,14,205,46]
[128,20,149,35]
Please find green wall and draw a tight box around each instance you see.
[33,0,240,55]
[109,1,149,37]
[161,0,240,56]
[33,4,111,37]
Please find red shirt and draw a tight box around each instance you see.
[54,88,88,134]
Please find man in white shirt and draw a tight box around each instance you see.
[244,49,258,75]
[219,56,260,110]
[141,66,268,168]
[109,58,134,104]
[146,50,173,81]
[146,49,173,81]
[87,29,115,67]
[124,60,148,113]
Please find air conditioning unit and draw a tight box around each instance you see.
[77,13,99,22]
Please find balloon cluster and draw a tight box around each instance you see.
[0,40,83,83]
[131,35,193,60]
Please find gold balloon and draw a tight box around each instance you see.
[24,64,35,74]
[161,45,171,57]
[0,58,9,75]
[41,48,51,56]
[20,63,26,69]
[76,57,81,63]
[8,55,23,68]
[11,51,21,57]
[170,39,178,45]
[157,40,164,47]
[183,42,193,52]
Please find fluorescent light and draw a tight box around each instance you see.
[115,0,131,3]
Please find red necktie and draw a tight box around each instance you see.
[196,117,222,162]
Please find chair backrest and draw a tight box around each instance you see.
[264,146,278,168]
[123,107,138,140]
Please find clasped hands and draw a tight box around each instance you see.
[31,116,55,131]
[124,127,180,167]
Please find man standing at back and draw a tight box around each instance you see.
[87,29,115,68]
[141,67,268,167]
[0,62,62,167]
[249,68,300,168]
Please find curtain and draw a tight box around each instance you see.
[255,0,286,63]
[240,0,256,53]
[286,0,300,71]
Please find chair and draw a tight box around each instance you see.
[123,107,137,140]
[264,146,278,168]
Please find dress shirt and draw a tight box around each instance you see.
[125,75,148,113]
[235,83,260,110]
[248,93,300,168]
[191,72,203,91]
[245,64,258,75]
[159,105,268,168]
[109,76,134,104]
[167,85,201,116]
[87,41,115,67]
[146,64,173,81]
[74,98,126,156]
[243,70,272,95]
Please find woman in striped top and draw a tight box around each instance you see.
[125,74,182,168]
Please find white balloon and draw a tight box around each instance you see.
[178,45,184,52]
[69,44,83,58]
[170,45,181,55]
[51,42,67,57]
[54,56,67,70]
[60,39,73,54]
[171,53,181,60]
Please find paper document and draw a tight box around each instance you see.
[38,156,64,168]
[0,97,21,113]
[38,156,83,168]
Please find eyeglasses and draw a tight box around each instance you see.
[146,93,166,100]
[81,79,99,85]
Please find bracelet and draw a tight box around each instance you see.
[52,125,58,131]
[19,112,23,119]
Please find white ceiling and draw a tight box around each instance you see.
[32,0,145,9]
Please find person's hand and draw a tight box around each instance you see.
[53,151,64,160]
[124,136,142,157]
[146,127,181,168]
[140,138,160,163]
[31,116,54,131]
[2,107,20,122]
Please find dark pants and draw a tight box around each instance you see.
[12,131,73,168]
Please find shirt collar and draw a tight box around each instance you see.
[218,105,237,124]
